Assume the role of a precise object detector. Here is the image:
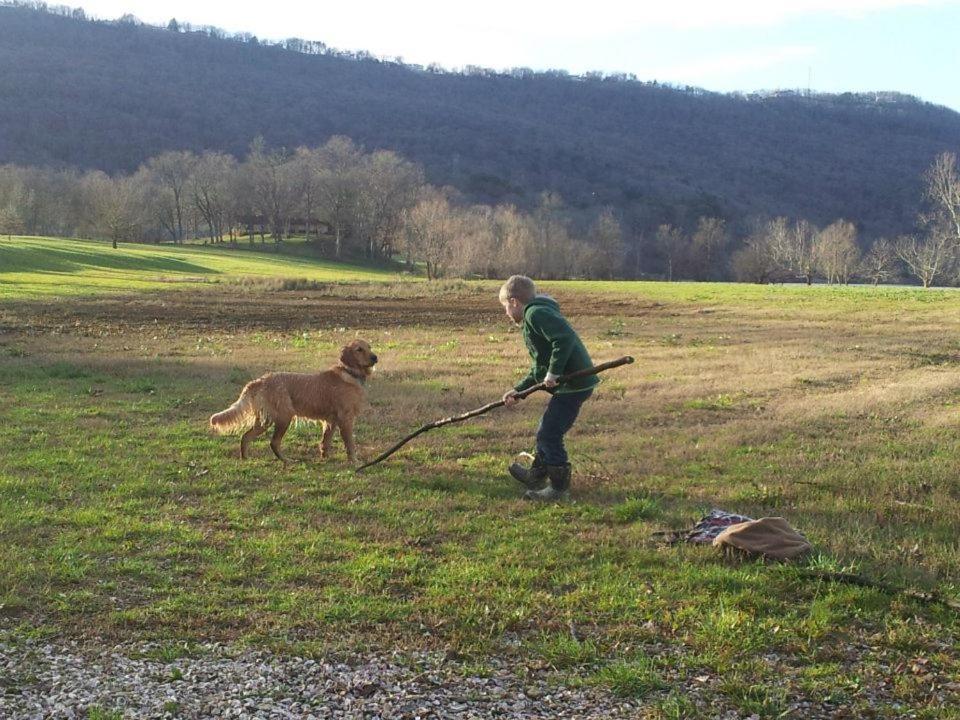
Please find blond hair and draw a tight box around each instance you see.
[499,275,537,303]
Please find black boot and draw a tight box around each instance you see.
[524,463,571,501]
[509,454,547,490]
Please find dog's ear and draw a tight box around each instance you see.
[340,342,359,369]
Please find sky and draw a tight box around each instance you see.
[71,0,960,112]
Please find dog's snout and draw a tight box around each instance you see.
[370,353,378,364]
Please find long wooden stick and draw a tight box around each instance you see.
[356,356,634,471]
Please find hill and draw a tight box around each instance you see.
[1,3,959,238]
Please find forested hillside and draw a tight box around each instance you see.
[1,1,959,241]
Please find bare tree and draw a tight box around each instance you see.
[655,224,686,281]
[291,146,324,245]
[784,218,818,284]
[625,231,646,279]
[144,151,196,242]
[354,150,424,261]
[731,226,780,283]
[896,232,956,288]
[452,205,499,278]
[129,166,167,242]
[588,207,625,279]
[400,189,460,279]
[246,137,299,243]
[190,152,236,243]
[814,220,860,284]
[759,216,793,278]
[492,204,535,275]
[80,171,142,247]
[859,238,898,285]
[316,136,362,258]
[0,165,27,235]
[530,192,571,279]
[13,166,84,238]
[547,232,592,279]
[231,157,261,243]
[923,152,960,243]
[688,216,728,280]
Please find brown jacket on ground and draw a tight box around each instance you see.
[712,517,812,560]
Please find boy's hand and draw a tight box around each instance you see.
[502,389,521,406]
[544,372,559,389]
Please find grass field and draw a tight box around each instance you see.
[0,236,396,298]
[1,237,959,718]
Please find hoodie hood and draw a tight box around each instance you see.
[524,294,559,314]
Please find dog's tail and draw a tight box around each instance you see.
[209,380,262,433]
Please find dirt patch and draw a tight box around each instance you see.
[0,285,666,337]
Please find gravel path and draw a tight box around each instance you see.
[0,639,641,719]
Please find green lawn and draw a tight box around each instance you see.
[1,238,959,718]
[0,236,399,298]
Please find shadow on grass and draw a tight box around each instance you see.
[0,245,218,276]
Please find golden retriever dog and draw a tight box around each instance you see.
[209,339,378,462]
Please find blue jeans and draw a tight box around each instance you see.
[535,389,593,465]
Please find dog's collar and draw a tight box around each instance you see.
[340,364,368,385]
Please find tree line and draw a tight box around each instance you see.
[729,153,960,287]
[0,137,626,279]
[0,136,958,285]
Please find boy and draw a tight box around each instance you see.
[500,275,598,500]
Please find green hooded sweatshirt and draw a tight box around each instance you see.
[513,295,599,395]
